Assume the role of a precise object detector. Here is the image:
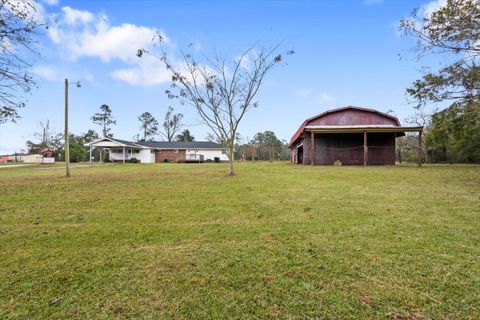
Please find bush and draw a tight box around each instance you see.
[214,157,220,163]
[129,158,139,163]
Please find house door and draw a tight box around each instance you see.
[297,146,303,164]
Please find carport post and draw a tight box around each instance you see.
[122,147,125,163]
[363,131,368,166]
[418,130,423,167]
[310,131,315,166]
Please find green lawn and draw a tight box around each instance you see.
[0,162,479,319]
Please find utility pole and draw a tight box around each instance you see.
[64,79,81,178]
[65,79,70,177]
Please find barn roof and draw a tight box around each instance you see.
[288,106,403,147]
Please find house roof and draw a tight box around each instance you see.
[84,137,145,148]
[85,137,225,149]
[108,138,144,147]
[137,141,225,149]
[288,106,404,147]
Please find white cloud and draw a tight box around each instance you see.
[317,93,336,106]
[48,6,172,86]
[62,6,93,25]
[33,65,59,81]
[394,0,448,38]
[422,0,447,19]
[294,88,313,98]
[43,0,59,5]
[364,0,383,5]
[111,68,141,85]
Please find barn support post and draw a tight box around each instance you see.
[417,130,423,167]
[122,147,125,164]
[310,131,315,166]
[363,131,368,166]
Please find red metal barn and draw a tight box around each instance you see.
[289,106,423,166]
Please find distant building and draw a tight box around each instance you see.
[5,151,55,163]
[7,154,43,163]
[289,106,423,166]
[84,138,229,163]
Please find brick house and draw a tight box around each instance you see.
[84,138,229,163]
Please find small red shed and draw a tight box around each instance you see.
[40,148,56,158]
[289,106,423,166]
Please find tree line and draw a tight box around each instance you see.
[397,0,480,164]
[25,105,291,163]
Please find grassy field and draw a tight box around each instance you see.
[0,162,479,319]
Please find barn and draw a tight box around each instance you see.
[289,106,423,166]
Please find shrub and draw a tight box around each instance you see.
[214,157,220,163]
[129,158,139,163]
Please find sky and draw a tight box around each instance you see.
[0,0,447,154]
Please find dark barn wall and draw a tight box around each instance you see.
[307,132,396,165]
[314,133,363,165]
[366,132,396,165]
[303,134,311,164]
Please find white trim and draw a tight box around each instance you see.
[152,147,225,150]
[305,125,398,129]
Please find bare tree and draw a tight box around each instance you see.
[160,106,183,142]
[404,105,432,162]
[138,39,293,175]
[25,120,63,153]
[0,0,44,124]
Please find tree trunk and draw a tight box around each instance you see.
[227,144,235,176]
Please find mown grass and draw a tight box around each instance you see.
[0,162,479,319]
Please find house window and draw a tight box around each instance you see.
[221,149,226,154]
[173,149,179,153]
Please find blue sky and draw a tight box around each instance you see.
[0,0,445,154]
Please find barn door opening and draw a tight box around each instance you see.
[297,145,303,164]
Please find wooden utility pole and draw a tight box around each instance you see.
[64,79,81,177]
[65,79,70,177]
